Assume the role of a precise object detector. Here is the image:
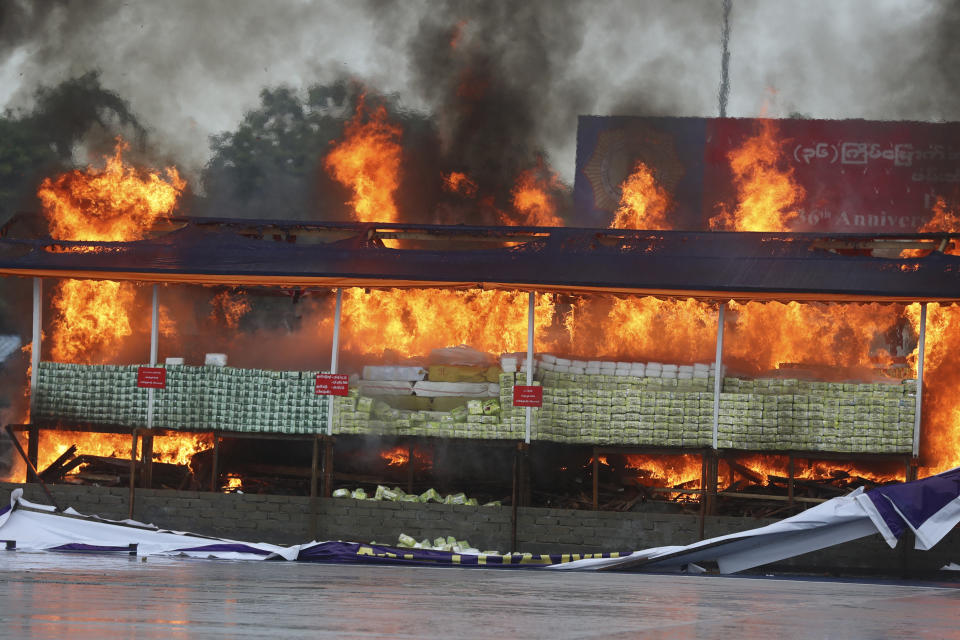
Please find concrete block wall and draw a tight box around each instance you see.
[2,481,957,575]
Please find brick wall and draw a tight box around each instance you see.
[2,481,957,575]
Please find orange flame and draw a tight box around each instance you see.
[729,454,903,486]
[35,430,212,475]
[624,454,702,489]
[330,288,555,358]
[610,162,672,230]
[324,97,403,224]
[505,163,563,226]
[38,138,185,242]
[379,445,433,470]
[710,120,804,231]
[209,290,251,330]
[442,171,478,198]
[37,139,185,364]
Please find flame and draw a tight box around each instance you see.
[330,288,555,358]
[38,138,185,242]
[209,290,251,329]
[225,475,243,491]
[505,163,564,226]
[610,162,672,230]
[34,430,212,474]
[381,446,409,466]
[324,97,403,224]
[730,454,903,486]
[624,454,702,489]
[442,171,478,198]
[37,139,184,364]
[709,120,804,231]
[379,445,433,470]
[908,304,960,475]
[917,197,960,256]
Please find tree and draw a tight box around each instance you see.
[200,81,441,222]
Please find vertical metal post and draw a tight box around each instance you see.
[29,278,42,419]
[913,303,927,457]
[326,288,343,437]
[525,291,534,445]
[147,285,159,429]
[712,303,726,450]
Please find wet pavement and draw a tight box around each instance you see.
[0,553,957,639]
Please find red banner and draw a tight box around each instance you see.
[315,373,349,396]
[512,385,543,408]
[136,367,166,389]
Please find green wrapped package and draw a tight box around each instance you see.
[332,488,350,498]
[420,488,442,503]
[445,492,467,505]
[350,488,368,500]
[397,533,416,548]
[482,399,501,415]
[467,400,484,415]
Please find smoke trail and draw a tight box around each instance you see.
[718,0,732,117]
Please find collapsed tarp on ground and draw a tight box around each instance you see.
[2,468,959,572]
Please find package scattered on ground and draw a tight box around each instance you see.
[394,532,490,554]
[332,485,499,507]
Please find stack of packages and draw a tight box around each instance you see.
[335,351,511,439]
[35,361,330,433]
[716,377,916,453]
[35,362,148,427]
[535,356,718,446]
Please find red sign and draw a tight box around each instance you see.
[136,367,166,389]
[315,373,349,396]
[513,385,543,407]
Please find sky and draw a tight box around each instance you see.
[0,0,957,185]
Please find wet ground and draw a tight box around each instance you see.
[0,553,957,639]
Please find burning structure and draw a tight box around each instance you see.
[2,111,960,532]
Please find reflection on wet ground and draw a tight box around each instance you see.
[0,553,958,639]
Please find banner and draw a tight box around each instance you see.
[574,116,960,232]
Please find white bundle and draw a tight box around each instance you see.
[555,358,572,367]
[694,363,711,373]
[646,362,663,374]
[541,354,557,365]
[165,357,185,365]
[599,363,617,373]
[585,366,601,375]
[693,370,710,379]
[662,363,679,374]
[630,364,646,376]
[678,365,694,375]
[500,356,518,372]
[554,364,570,373]
[614,369,633,377]
[677,372,693,380]
[358,380,414,396]
[413,381,493,397]
[570,366,586,375]
[204,353,227,366]
[661,370,678,379]
[362,366,427,382]
[588,360,603,368]
[540,361,554,372]
[572,360,587,368]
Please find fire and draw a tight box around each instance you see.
[729,454,903,486]
[505,162,564,226]
[908,304,960,475]
[610,162,672,230]
[209,290,251,329]
[330,288,555,358]
[37,138,185,364]
[379,445,433,470]
[324,97,403,224]
[37,138,185,242]
[624,454,702,489]
[225,475,243,491]
[919,197,960,255]
[381,446,409,466]
[709,120,804,231]
[442,171,478,198]
[565,296,718,363]
[33,430,212,474]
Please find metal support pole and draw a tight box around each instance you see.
[913,303,927,458]
[128,431,138,519]
[326,288,343,437]
[525,291,534,445]
[143,285,159,489]
[712,303,726,450]
[29,278,42,420]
